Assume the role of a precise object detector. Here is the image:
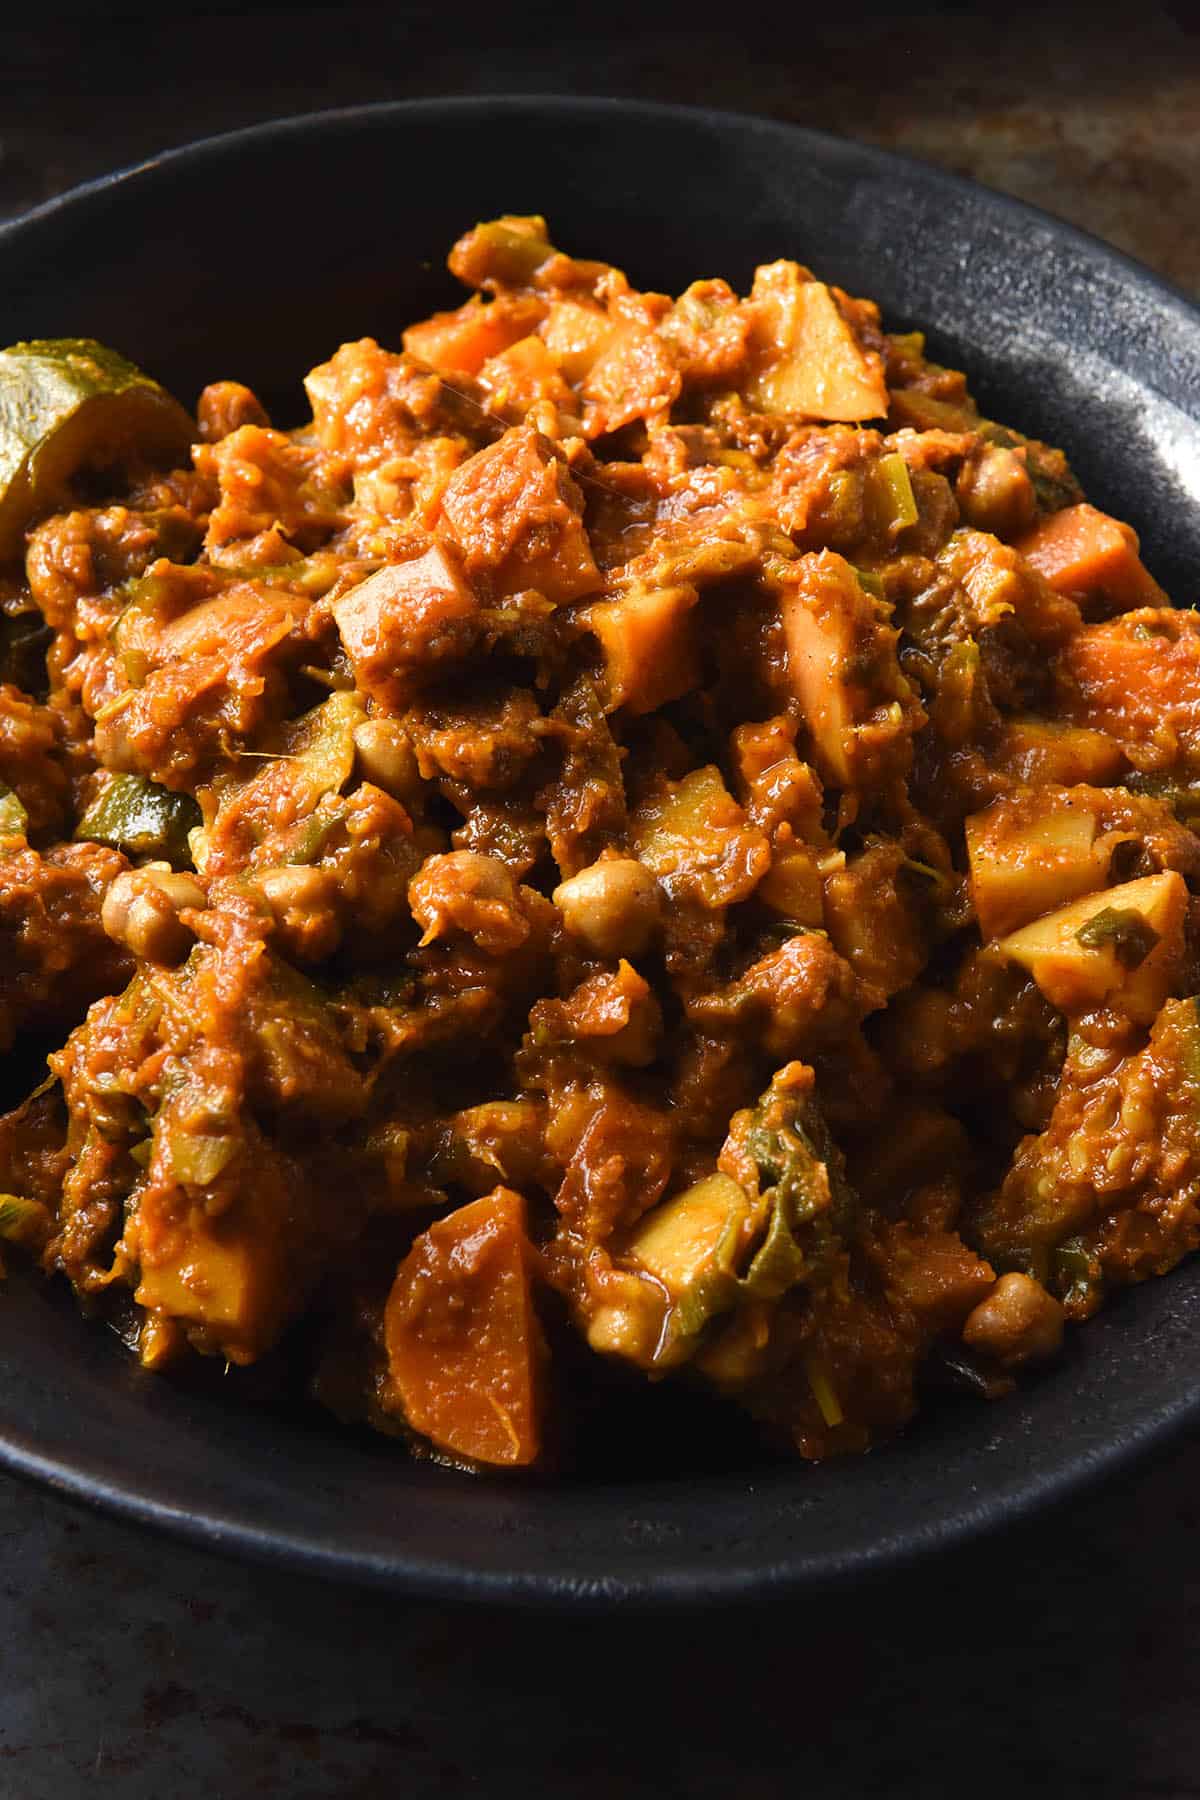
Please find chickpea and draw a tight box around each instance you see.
[254,864,341,963]
[101,863,205,965]
[962,1272,1066,1368]
[586,1271,663,1366]
[353,717,419,801]
[552,857,661,959]
[955,443,1037,541]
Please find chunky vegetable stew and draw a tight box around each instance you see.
[0,215,1194,1471]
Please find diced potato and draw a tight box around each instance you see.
[937,527,1082,648]
[539,299,619,383]
[1016,503,1165,609]
[967,784,1200,941]
[580,310,682,437]
[136,1211,273,1356]
[133,1151,296,1364]
[332,544,478,708]
[439,425,599,605]
[992,716,1127,788]
[822,841,928,999]
[477,334,576,417]
[756,844,825,925]
[587,1172,757,1370]
[631,765,770,909]
[966,791,1108,939]
[778,550,918,788]
[997,871,1187,1022]
[747,263,887,421]
[629,1172,755,1300]
[402,293,547,376]
[384,1187,544,1467]
[580,582,699,714]
[730,716,825,840]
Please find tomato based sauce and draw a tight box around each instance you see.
[0,215,1194,1472]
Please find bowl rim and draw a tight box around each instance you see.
[1,93,1199,1609]
[5,90,1200,326]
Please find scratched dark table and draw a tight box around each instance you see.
[2,2,1200,1794]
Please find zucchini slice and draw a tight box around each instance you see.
[0,338,193,559]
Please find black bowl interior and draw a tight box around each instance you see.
[1,97,1198,1606]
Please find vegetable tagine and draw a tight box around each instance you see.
[0,215,1194,1472]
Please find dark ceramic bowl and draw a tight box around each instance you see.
[1,97,1199,1608]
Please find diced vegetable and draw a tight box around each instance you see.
[0,339,193,559]
[384,1186,544,1467]
[992,717,1126,789]
[539,299,618,382]
[966,790,1108,939]
[135,1202,279,1360]
[332,544,479,707]
[776,549,918,788]
[593,1063,858,1371]
[478,332,576,417]
[580,582,700,714]
[630,765,770,909]
[403,293,547,377]
[972,997,1200,1300]
[732,1063,858,1297]
[1016,503,1165,609]
[997,871,1186,1021]
[439,425,599,605]
[887,388,979,433]
[196,689,363,873]
[868,452,918,534]
[822,840,929,998]
[132,1139,298,1364]
[625,1172,755,1350]
[756,844,825,925]
[447,215,558,292]
[75,773,200,867]
[1062,609,1200,769]
[748,263,887,421]
[936,526,1081,649]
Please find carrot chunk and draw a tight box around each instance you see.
[1063,609,1200,770]
[384,1187,544,1467]
[1016,503,1165,609]
[748,263,887,422]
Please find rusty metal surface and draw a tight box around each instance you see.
[4,1427,1200,1794]
[1,5,1199,1793]
[0,2,1197,297]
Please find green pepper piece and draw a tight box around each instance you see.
[1074,905,1159,969]
[871,451,918,533]
[740,1074,856,1301]
[1052,1235,1104,1311]
[75,773,200,868]
[450,216,557,291]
